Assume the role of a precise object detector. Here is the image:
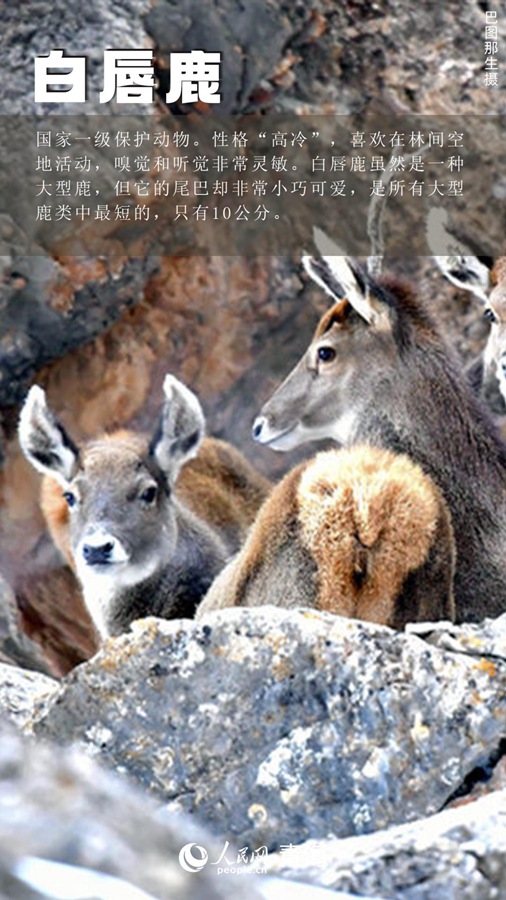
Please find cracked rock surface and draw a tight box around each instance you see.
[265,787,506,899]
[0,575,53,675]
[31,608,506,851]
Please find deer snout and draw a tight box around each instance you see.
[82,540,114,566]
[78,527,129,568]
[252,413,297,449]
[252,416,267,442]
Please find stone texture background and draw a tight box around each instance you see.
[31,609,506,850]
[2,608,505,900]
[265,787,506,899]
[0,718,267,900]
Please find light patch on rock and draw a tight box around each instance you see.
[257,726,313,792]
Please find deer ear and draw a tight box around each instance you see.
[427,208,491,303]
[303,229,349,302]
[18,386,79,485]
[151,375,205,483]
[305,227,390,328]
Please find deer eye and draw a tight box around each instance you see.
[63,490,77,508]
[317,346,336,363]
[140,485,157,505]
[484,308,497,324]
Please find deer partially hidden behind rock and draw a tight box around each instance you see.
[198,445,456,629]
[428,208,506,413]
[19,375,270,639]
[251,232,506,624]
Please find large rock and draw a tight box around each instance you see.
[407,613,506,659]
[265,788,506,899]
[145,0,294,114]
[148,0,505,117]
[14,552,98,678]
[0,661,58,730]
[3,0,503,119]
[32,608,506,851]
[1,0,160,416]
[0,255,157,409]
[0,720,265,900]
[1,0,153,116]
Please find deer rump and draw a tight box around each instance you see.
[198,446,456,630]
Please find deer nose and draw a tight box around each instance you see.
[82,540,115,566]
[252,416,266,441]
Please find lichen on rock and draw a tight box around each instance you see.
[31,608,506,851]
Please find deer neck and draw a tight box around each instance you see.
[90,504,228,637]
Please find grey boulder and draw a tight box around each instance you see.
[32,607,506,851]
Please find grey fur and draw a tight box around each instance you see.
[254,260,506,623]
[19,377,234,638]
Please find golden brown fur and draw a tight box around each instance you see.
[198,446,456,629]
[296,447,452,624]
[491,258,506,287]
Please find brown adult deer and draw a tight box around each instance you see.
[198,445,456,628]
[19,375,270,639]
[252,232,506,623]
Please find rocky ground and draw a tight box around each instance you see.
[1,609,506,898]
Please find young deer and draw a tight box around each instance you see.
[198,445,455,628]
[19,375,270,639]
[252,233,506,623]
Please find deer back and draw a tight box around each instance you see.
[198,446,455,628]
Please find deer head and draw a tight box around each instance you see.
[18,375,206,628]
[252,229,398,450]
